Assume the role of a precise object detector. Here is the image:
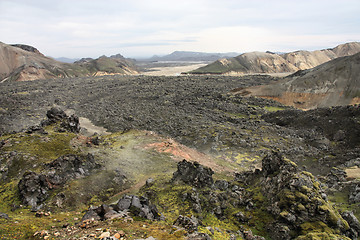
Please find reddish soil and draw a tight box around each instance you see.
[144,138,233,173]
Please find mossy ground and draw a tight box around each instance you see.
[0,126,79,162]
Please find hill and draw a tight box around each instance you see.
[145,51,239,62]
[232,52,360,109]
[190,42,360,74]
[0,42,138,82]
[191,51,299,74]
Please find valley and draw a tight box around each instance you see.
[0,73,359,239]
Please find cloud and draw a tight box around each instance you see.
[0,0,359,57]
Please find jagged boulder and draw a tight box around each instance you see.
[341,211,360,239]
[41,107,80,133]
[44,153,100,185]
[172,160,214,188]
[257,151,350,238]
[173,215,199,233]
[45,107,67,122]
[18,171,50,209]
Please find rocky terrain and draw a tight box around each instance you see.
[0,73,359,239]
[233,52,360,109]
[0,42,139,82]
[190,42,360,75]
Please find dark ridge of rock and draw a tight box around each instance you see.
[11,44,44,56]
[262,105,360,149]
[172,160,214,188]
[18,153,101,209]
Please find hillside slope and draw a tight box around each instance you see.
[232,52,360,109]
[0,42,138,82]
[191,51,299,74]
[190,42,360,74]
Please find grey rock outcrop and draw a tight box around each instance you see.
[172,160,214,188]
[18,153,100,209]
[341,211,360,239]
[42,107,80,133]
[173,215,199,233]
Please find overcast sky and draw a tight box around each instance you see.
[1,0,359,58]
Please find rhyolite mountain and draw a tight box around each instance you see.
[0,42,139,82]
[232,52,360,109]
[190,42,360,74]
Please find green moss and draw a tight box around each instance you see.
[264,106,286,112]
[295,191,310,202]
[0,181,21,212]
[318,204,350,230]
[201,213,238,232]
[297,204,306,212]
[296,232,351,240]
[280,211,290,218]
[140,177,193,223]
[2,130,78,161]
[300,221,335,235]
[300,185,313,194]
[301,171,315,179]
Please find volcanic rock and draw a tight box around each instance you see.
[173,215,199,233]
[18,153,100,209]
[41,107,80,133]
[172,160,214,188]
[83,195,162,222]
[0,212,10,219]
[341,211,360,239]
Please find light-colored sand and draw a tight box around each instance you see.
[346,166,360,180]
[79,117,111,136]
[141,63,207,76]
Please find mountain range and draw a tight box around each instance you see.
[144,51,240,62]
[231,52,360,109]
[190,42,360,74]
[0,42,139,82]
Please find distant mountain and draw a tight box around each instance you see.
[54,57,80,63]
[145,51,240,62]
[191,51,299,74]
[190,42,360,74]
[0,42,138,82]
[73,55,138,76]
[232,52,360,109]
